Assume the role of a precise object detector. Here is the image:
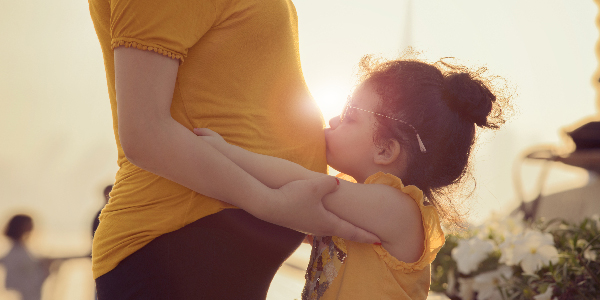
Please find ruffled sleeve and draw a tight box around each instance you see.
[364,172,446,273]
[109,0,221,62]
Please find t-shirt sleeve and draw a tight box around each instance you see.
[109,0,219,62]
[365,172,446,273]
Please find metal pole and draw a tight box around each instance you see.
[594,0,600,113]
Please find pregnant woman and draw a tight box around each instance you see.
[88,0,378,299]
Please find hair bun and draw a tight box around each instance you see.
[442,72,496,127]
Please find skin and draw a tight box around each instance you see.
[114,46,379,243]
[194,83,425,263]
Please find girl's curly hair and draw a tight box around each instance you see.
[357,50,513,227]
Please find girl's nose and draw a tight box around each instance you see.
[329,115,341,129]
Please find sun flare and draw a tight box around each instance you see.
[311,85,351,127]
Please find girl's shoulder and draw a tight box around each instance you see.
[363,172,446,271]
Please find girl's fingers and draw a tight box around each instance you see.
[193,128,209,136]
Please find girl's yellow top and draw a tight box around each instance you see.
[302,172,446,300]
[88,0,327,279]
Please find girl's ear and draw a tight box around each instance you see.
[373,139,401,166]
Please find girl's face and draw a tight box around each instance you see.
[325,83,381,182]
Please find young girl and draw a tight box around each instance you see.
[194,54,509,300]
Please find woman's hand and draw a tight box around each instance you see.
[258,176,381,244]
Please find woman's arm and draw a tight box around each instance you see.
[194,128,423,255]
[114,47,379,243]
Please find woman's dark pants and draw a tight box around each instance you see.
[95,209,305,300]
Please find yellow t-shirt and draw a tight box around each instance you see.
[88,0,327,279]
[302,172,446,300]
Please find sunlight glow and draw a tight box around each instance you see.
[312,85,351,126]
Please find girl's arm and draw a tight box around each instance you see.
[195,128,424,261]
[114,47,379,243]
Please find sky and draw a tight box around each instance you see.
[0,0,598,260]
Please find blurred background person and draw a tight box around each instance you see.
[0,214,51,300]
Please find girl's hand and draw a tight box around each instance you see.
[262,176,381,244]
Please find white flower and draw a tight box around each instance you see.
[577,239,598,261]
[451,237,495,274]
[476,211,525,244]
[502,211,526,237]
[457,277,475,300]
[475,212,503,240]
[533,285,555,300]
[472,266,512,300]
[591,214,600,225]
[584,248,597,261]
[513,231,559,275]
[499,233,519,266]
[445,267,456,295]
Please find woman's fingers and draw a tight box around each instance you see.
[306,176,380,243]
[193,128,217,136]
[193,128,226,146]
[307,177,380,244]
[318,206,381,244]
[276,176,380,244]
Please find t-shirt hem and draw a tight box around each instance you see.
[111,37,185,63]
[92,206,240,279]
